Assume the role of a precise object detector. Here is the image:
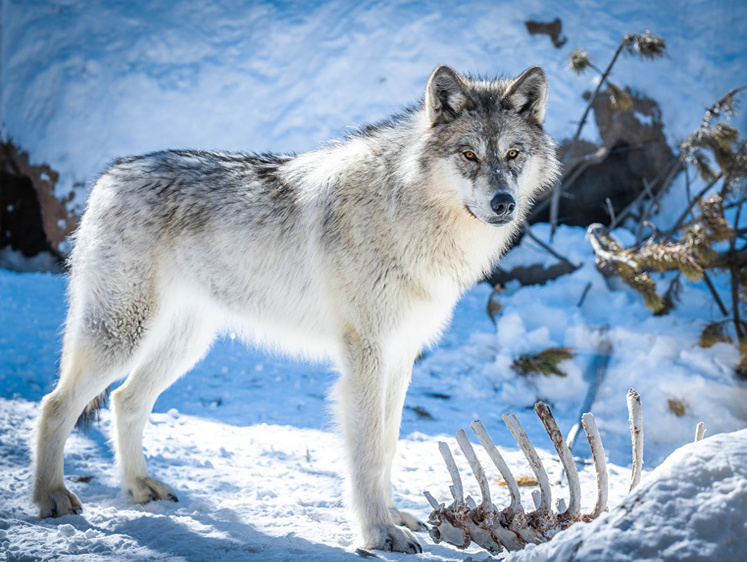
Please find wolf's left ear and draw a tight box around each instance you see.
[425,65,472,126]
[503,66,548,126]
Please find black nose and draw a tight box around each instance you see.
[490,192,516,217]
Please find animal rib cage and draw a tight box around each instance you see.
[424,389,652,553]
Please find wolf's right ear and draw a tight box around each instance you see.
[425,65,471,126]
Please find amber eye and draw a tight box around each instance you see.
[507,149,520,160]
[463,151,478,162]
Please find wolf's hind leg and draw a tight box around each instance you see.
[111,312,215,504]
[33,343,132,518]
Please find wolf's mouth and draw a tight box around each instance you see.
[463,205,480,221]
[464,205,513,227]
[487,216,513,226]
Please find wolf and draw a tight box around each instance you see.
[32,65,560,553]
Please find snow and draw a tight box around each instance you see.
[506,429,747,561]
[2,0,747,560]
[2,234,746,559]
[3,0,746,221]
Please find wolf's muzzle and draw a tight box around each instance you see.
[489,192,516,222]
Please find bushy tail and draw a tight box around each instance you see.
[75,388,109,432]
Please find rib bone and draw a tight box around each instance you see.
[426,392,629,552]
[627,389,643,491]
[470,420,523,516]
[535,402,580,523]
[470,420,543,546]
[694,422,706,442]
[581,412,607,520]
[455,429,491,507]
[438,441,464,505]
[426,389,703,554]
[503,413,553,522]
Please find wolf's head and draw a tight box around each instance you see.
[423,65,561,227]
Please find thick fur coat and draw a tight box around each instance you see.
[33,65,561,553]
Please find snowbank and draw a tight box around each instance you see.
[507,429,747,561]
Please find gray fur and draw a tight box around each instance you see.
[75,388,108,432]
[33,65,561,553]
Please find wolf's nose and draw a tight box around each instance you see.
[490,192,516,217]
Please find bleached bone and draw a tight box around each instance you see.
[455,429,526,552]
[627,388,643,491]
[438,441,464,505]
[455,429,491,506]
[470,420,522,514]
[426,389,707,553]
[694,422,706,442]
[470,420,543,546]
[425,390,652,552]
[503,413,553,521]
[581,412,607,520]
[426,401,586,551]
[424,490,439,510]
[535,402,580,523]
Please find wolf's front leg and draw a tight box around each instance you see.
[384,356,427,533]
[338,332,422,554]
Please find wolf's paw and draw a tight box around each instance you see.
[36,487,82,518]
[390,507,428,532]
[364,523,423,553]
[128,477,178,504]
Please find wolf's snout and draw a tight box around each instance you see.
[490,192,516,218]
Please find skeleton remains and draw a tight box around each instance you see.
[424,388,705,554]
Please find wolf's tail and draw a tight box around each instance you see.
[75,388,109,432]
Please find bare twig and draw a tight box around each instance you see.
[729,182,747,337]
[523,222,581,270]
[550,41,628,235]
[576,281,593,307]
[605,197,616,224]
[567,331,612,452]
[665,172,724,237]
[609,157,682,230]
[636,156,686,242]
[571,42,628,148]
[551,35,666,236]
[701,270,729,317]
[731,269,744,338]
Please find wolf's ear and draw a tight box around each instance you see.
[503,66,548,126]
[425,65,471,125]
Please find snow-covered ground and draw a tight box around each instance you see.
[2,0,747,560]
[2,226,746,560]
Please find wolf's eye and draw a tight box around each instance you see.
[463,151,478,162]
[507,149,520,160]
